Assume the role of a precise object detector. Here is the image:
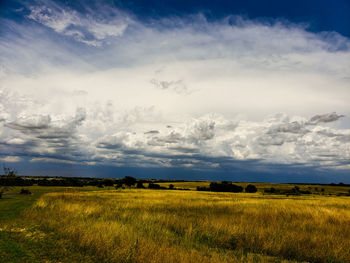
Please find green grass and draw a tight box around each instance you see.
[0,231,29,262]
[0,189,40,262]
[0,186,106,263]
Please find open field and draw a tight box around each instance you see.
[1,184,350,263]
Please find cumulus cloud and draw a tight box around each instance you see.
[309,112,344,124]
[1,90,349,171]
[189,119,216,142]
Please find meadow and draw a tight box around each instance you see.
[1,184,350,263]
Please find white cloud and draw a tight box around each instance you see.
[0,156,22,162]
[30,157,77,164]
[150,79,190,95]
[27,0,130,46]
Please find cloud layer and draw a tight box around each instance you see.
[0,0,349,178]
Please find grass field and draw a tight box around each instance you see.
[1,185,350,263]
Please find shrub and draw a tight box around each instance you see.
[196,186,209,191]
[0,166,17,198]
[136,182,145,189]
[115,182,123,189]
[264,187,277,194]
[209,182,243,193]
[101,179,114,187]
[148,183,166,189]
[148,183,161,189]
[20,188,31,195]
[245,184,258,193]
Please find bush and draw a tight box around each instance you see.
[20,188,31,195]
[196,186,209,191]
[293,186,300,193]
[148,183,161,189]
[264,187,276,194]
[245,184,258,193]
[148,183,166,189]
[209,182,243,193]
[0,166,17,198]
[115,182,123,189]
[101,179,114,187]
[136,182,145,189]
[0,185,13,198]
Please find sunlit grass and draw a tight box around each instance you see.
[15,189,350,262]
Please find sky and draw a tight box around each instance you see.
[0,0,350,182]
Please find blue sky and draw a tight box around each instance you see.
[2,0,350,36]
[0,0,350,182]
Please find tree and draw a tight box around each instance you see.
[209,182,243,193]
[245,184,258,193]
[148,183,166,189]
[124,176,136,187]
[136,182,145,188]
[3,166,17,177]
[0,166,17,199]
[292,186,300,193]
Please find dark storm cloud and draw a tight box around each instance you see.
[1,108,88,163]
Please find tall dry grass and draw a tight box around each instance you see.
[23,190,350,263]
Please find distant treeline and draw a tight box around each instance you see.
[0,175,127,187]
[1,174,350,190]
[0,175,190,188]
[197,182,257,193]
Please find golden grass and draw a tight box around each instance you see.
[21,189,350,263]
